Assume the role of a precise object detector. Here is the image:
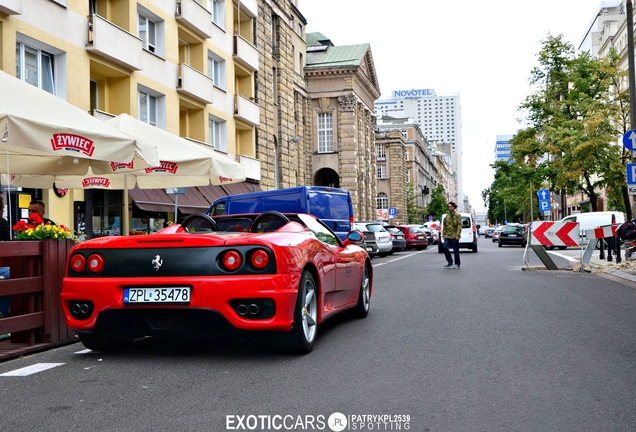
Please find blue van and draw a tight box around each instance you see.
[208,186,354,240]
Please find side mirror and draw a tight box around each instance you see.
[347,231,364,242]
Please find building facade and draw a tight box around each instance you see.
[1,0,260,234]
[304,32,380,221]
[374,88,463,210]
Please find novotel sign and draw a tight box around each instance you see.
[392,88,436,98]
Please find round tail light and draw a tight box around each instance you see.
[87,253,105,273]
[222,250,242,272]
[250,249,269,270]
[70,254,86,273]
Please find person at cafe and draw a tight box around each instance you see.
[0,195,10,241]
[28,199,56,226]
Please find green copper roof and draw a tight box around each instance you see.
[305,42,370,70]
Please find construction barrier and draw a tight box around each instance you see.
[582,224,621,267]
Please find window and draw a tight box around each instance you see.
[139,90,157,126]
[208,52,226,90]
[16,40,55,94]
[138,7,164,56]
[377,193,388,209]
[318,112,333,153]
[212,0,226,28]
[376,144,386,160]
[377,164,386,179]
[138,14,156,53]
[209,116,227,152]
[297,214,338,246]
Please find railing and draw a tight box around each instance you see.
[0,240,77,361]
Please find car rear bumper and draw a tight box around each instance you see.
[61,274,302,333]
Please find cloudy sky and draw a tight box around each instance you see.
[299,0,610,210]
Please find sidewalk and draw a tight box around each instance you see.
[575,249,636,284]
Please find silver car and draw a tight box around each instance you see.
[353,222,393,257]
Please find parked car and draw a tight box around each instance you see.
[61,211,372,354]
[384,225,407,253]
[483,227,495,238]
[420,228,435,246]
[396,225,429,250]
[353,221,393,257]
[498,225,527,247]
[353,225,379,257]
[492,227,503,242]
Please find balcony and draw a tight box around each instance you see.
[177,63,214,104]
[233,34,259,72]
[234,94,260,126]
[239,154,261,181]
[175,0,214,39]
[233,0,257,17]
[0,0,21,15]
[87,15,142,71]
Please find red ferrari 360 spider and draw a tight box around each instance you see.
[61,211,372,353]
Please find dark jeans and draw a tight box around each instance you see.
[443,238,461,266]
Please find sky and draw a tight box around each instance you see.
[299,0,608,211]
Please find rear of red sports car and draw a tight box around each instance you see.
[61,212,372,353]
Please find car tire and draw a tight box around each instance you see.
[498,241,502,247]
[544,246,555,250]
[558,246,567,250]
[473,245,478,253]
[272,270,318,354]
[378,252,388,257]
[78,332,132,352]
[352,265,371,318]
[421,246,428,250]
[438,244,444,253]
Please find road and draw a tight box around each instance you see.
[0,239,635,432]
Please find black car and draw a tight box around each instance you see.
[384,225,407,253]
[498,225,527,247]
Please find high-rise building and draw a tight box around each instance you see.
[495,134,513,162]
[374,88,463,210]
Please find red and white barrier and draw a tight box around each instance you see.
[585,224,618,240]
[530,221,580,247]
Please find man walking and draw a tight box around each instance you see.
[442,202,461,269]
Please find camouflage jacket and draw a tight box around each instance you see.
[443,211,462,239]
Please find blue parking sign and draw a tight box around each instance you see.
[388,207,397,218]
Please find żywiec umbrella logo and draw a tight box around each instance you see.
[110,161,135,171]
[145,161,178,174]
[81,177,111,188]
[51,133,95,157]
[219,176,232,183]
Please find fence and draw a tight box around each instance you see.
[0,239,77,361]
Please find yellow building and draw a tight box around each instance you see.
[0,0,260,235]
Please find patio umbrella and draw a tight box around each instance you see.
[0,70,159,175]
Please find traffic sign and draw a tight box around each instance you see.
[388,207,397,218]
[627,163,636,185]
[537,189,550,201]
[539,200,550,211]
[623,130,636,150]
[530,221,580,247]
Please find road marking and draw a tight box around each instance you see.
[0,363,65,377]
[373,251,423,266]
[74,349,92,354]
[547,251,578,262]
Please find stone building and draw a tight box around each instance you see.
[373,130,407,224]
[256,0,312,189]
[376,115,437,213]
[304,33,381,221]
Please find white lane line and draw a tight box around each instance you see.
[547,251,578,262]
[74,349,93,354]
[373,251,423,267]
[0,363,65,377]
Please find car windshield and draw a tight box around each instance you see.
[366,224,386,233]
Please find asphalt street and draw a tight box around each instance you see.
[0,239,634,432]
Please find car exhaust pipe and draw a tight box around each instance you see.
[237,304,248,316]
[248,304,260,315]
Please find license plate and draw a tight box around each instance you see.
[366,247,373,251]
[124,287,191,304]
[417,236,424,239]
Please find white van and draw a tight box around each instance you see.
[438,212,478,253]
[559,211,625,243]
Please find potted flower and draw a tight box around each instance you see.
[13,213,75,241]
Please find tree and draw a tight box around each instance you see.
[425,186,447,221]
[406,182,426,223]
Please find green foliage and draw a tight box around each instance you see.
[425,185,448,221]
[488,35,632,220]
[406,183,426,224]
